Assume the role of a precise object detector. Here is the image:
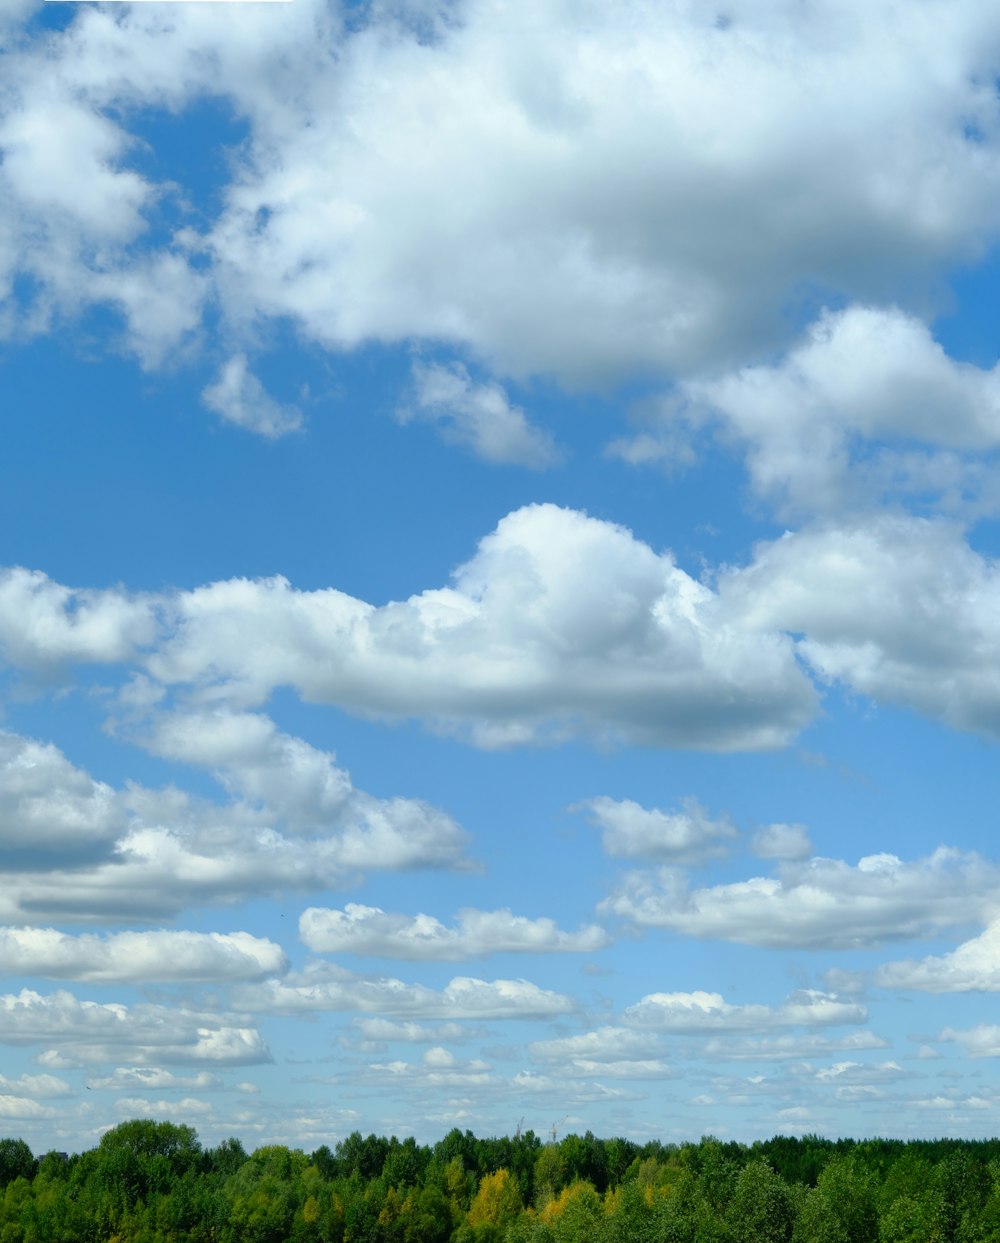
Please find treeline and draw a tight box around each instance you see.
[3,1121,1000,1243]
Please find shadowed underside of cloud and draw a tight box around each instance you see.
[233,962,575,1020]
[5,0,1000,387]
[0,989,272,1067]
[299,903,609,959]
[0,927,288,983]
[145,503,816,751]
[603,849,995,949]
[0,716,469,923]
[12,503,1000,753]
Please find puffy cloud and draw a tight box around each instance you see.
[0,927,287,983]
[4,0,1000,406]
[399,362,561,468]
[0,1097,57,1120]
[148,504,816,750]
[602,849,993,949]
[352,1018,477,1044]
[875,919,1000,992]
[0,732,124,864]
[298,903,608,959]
[937,1025,1000,1058]
[751,823,812,861]
[85,1068,222,1092]
[623,306,1000,516]
[0,1072,71,1099]
[813,1060,909,1084]
[369,1050,495,1089]
[114,1096,214,1119]
[529,1027,673,1079]
[623,989,866,1032]
[0,568,154,670]
[0,989,271,1066]
[723,515,1000,741]
[577,795,737,862]
[142,708,468,867]
[233,962,575,1019]
[201,0,1000,383]
[699,1031,890,1062]
[0,720,467,923]
[201,355,303,439]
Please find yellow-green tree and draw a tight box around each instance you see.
[468,1168,524,1240]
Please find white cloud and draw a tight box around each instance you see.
[142,708,468,868]
[0,732,124,862]
[201,355,303,439]
[0,989,271,1067]
[529,1026,673,1078]
[0,567,155,670]
[8,3,997,435]
[352,1018,476,1044]
[147,504,816,751]
[298,903,608,959]
[723,515,1000,742]
[401,362,561,468]
[0,927,287,983]
[368,1051,495,1090]
[199,1,1000,382]
[0,720,468,923]
[699,1031,890,1063]
[875,918,1000,992]
[233,962,575,1020]
[751,823,812,861]
[938,1025,1000,1058]
[623,989,866,1032]
[0,1072,71,1099]
[602,848,994,949]
[623,306,1000,517]
[577,795,737,862]
[85,1068,222,1092]
[813,1060,909,1084]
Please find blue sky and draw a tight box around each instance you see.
[3,0,1000,1154]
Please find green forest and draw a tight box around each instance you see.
[2,1121,1000,1243]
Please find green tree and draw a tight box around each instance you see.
[727,1159,794,1243]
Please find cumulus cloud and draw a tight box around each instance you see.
[620,306,1000,516]
[602,849,993,949]
[938,1025,1000,1058]
[401,362,561,468]
[352,1018,477,1044]
[85,1068,222,1092]
[577,795,737,862]
[0,1072,71,1099]
[0,717,468,923]
[623,989,866,1031]
[0,732,125,864]
[699,1031,890,1063]
[875,918,1000,992]
[0,927,287,983]
[529,1027,673,1079]
[7,1,999,450]
[147,504,816,750]
[0,989,271,1067]
[201,355,303,439]
[233,962,575,1019]
[142,708,468,867]
[298,903,608,959]
[199,1,1000,382]
[0,567,155,670]
[369,1049,495,1090]
[724,514,1000,741]
[751,823,812,861]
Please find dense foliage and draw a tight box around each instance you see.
[5,1121,1000,1243]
